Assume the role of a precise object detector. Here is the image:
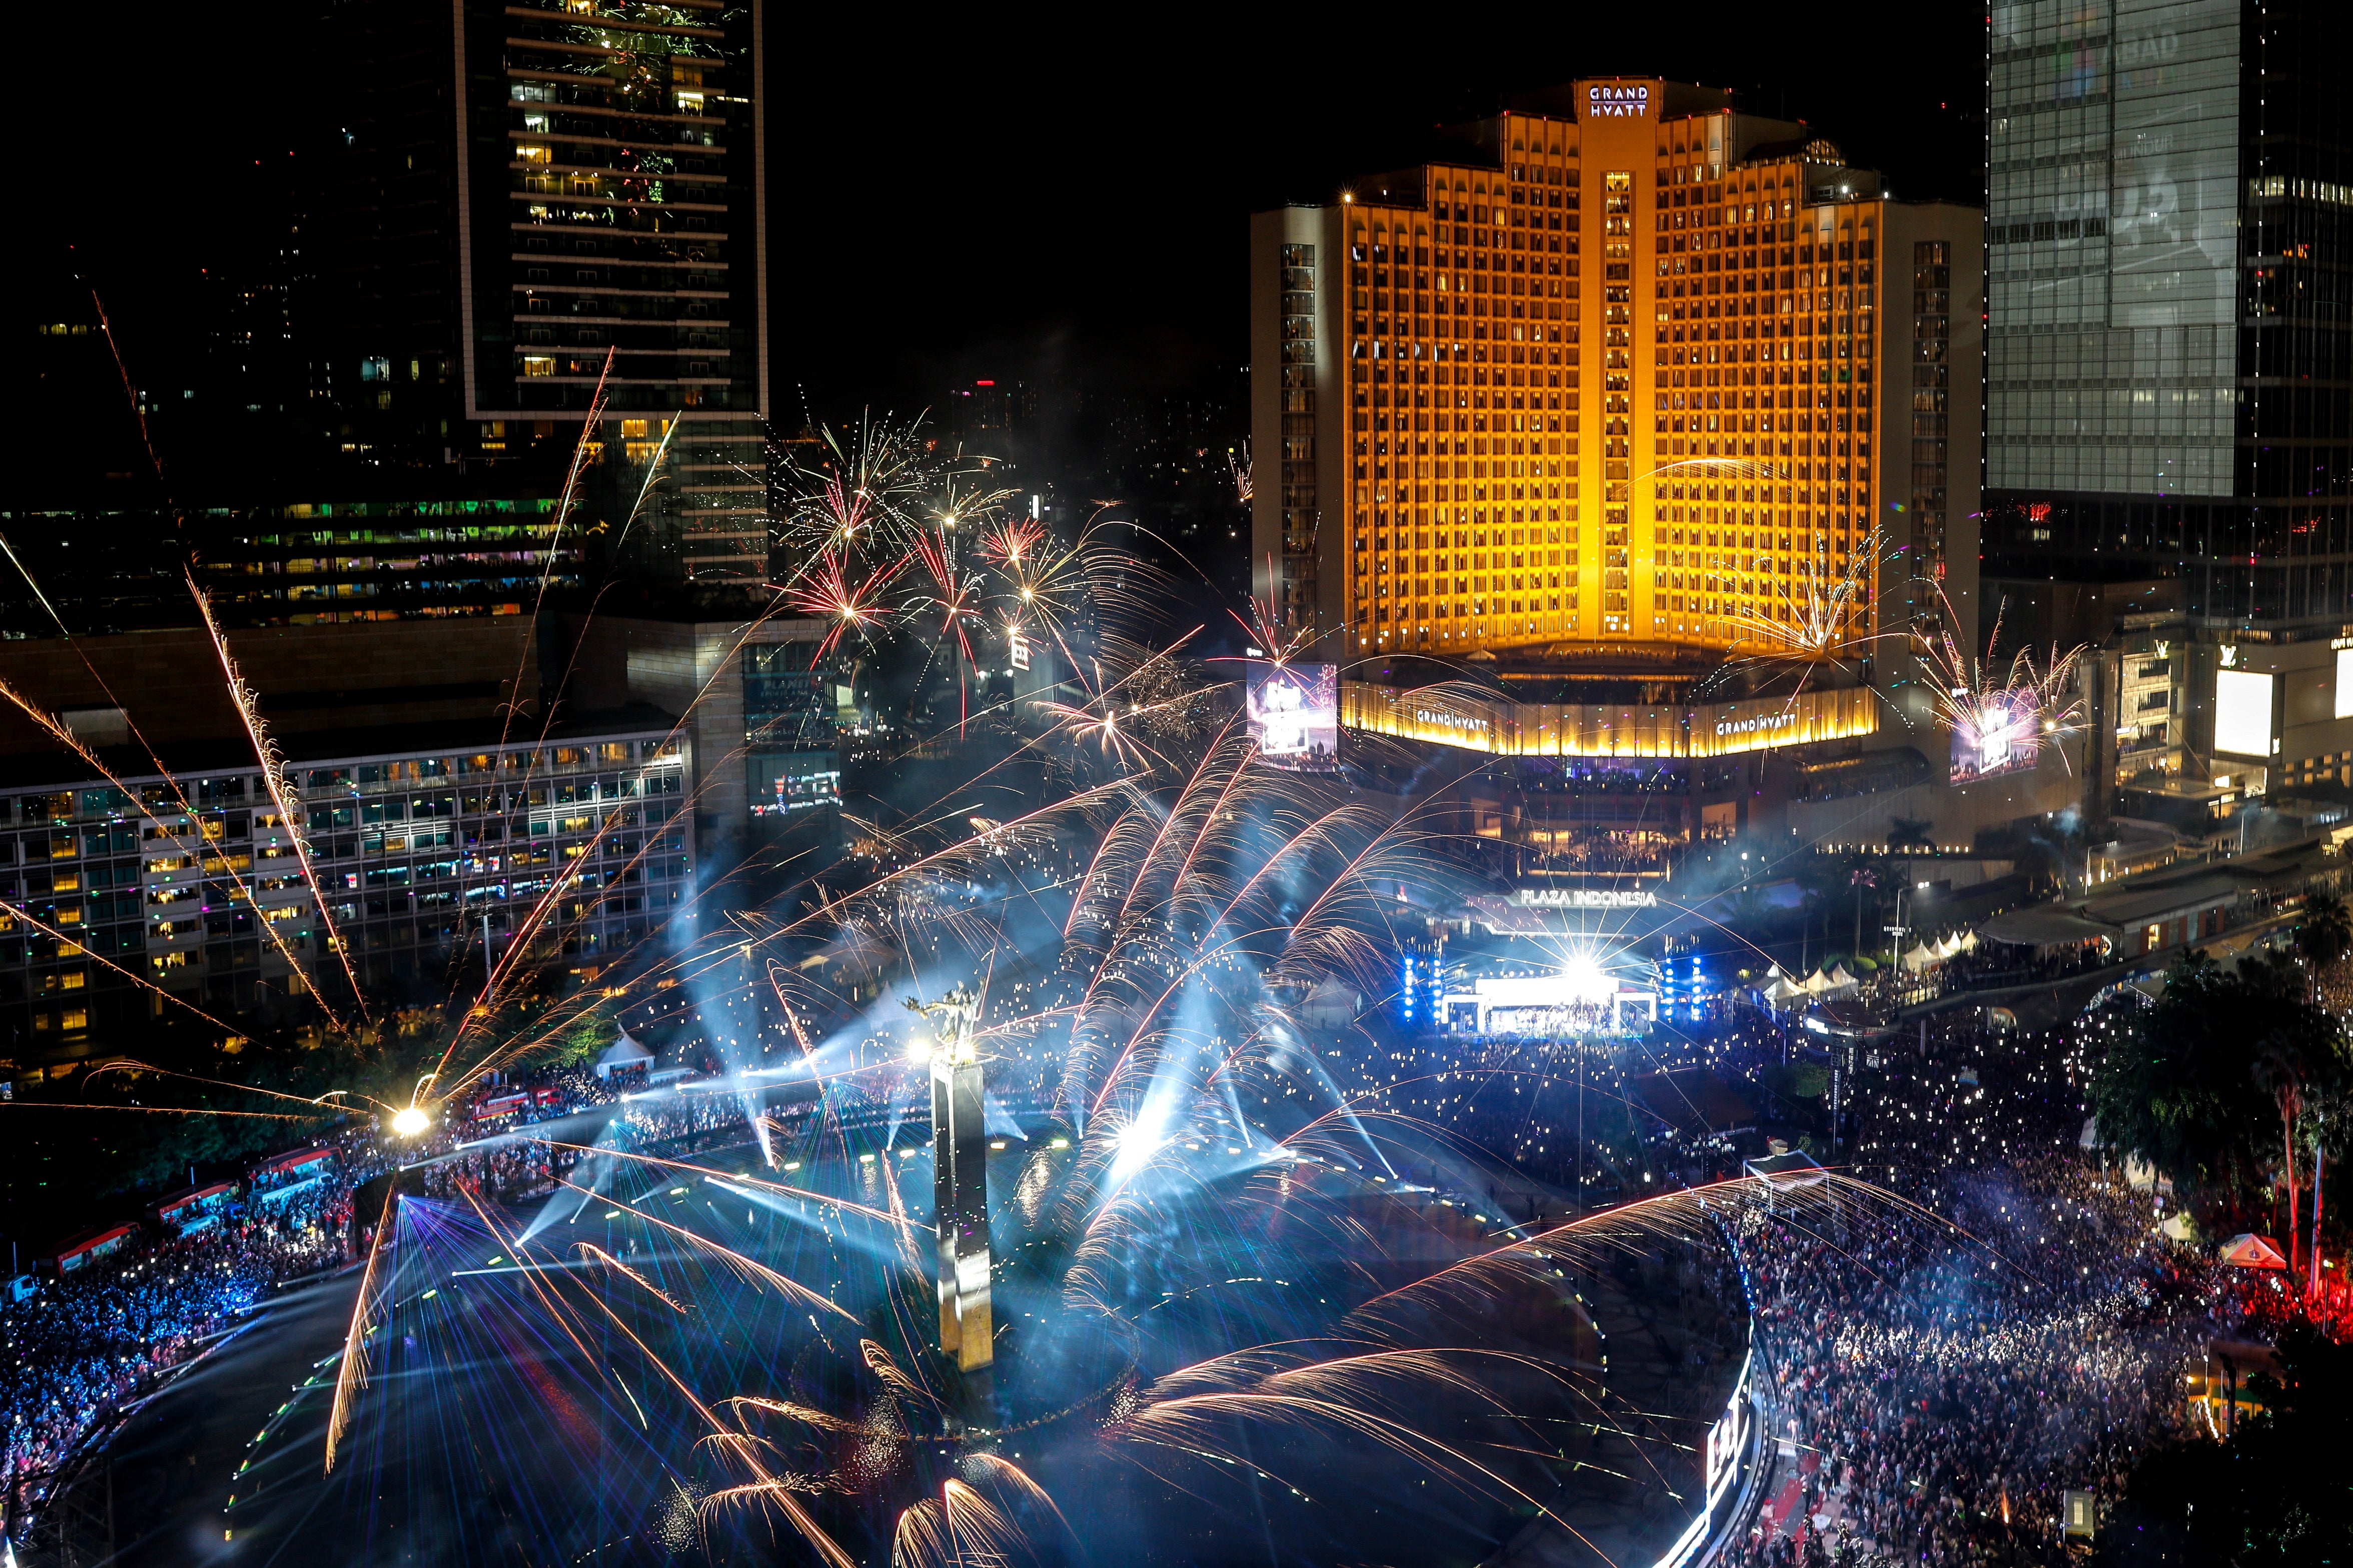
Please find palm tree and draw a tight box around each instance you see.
[2252,1037,2313,1278]
[1886,816,1935,852]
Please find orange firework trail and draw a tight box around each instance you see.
[186,571,370,1020]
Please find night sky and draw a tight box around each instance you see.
[24,6,1978,414]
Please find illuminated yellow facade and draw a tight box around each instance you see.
[1341,680,1874,758]
[1248,78,1980,669]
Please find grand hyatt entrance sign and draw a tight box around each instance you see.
[1340,681,1875,759]
[1586,82,1652,118]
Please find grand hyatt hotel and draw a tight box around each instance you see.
[1248,77,1984,760]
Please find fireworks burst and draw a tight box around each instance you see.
[8,295,2002,1568]
[1718,524,1905,691]
[1922,581,2087,776]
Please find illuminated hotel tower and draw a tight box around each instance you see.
[1248,79,1981,678]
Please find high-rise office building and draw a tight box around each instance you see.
[310,0,770,585]
[1248,79,1981,694]
[1982,0,2353,797]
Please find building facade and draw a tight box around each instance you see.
[0,716,694,1067]
[1982,0,2353,796]
[1248,79,1981,679]
[193,493,577,623]
[309,0,770,585]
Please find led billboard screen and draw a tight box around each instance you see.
[2336,648,2353,720]
[1949,692,2041,784]
[1247,662,1338,770]
[2213,669,2274,757]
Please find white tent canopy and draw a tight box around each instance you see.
[592,1030,655,1080]
[1901,944,1938,972]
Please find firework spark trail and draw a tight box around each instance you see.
[1110,1382,1622,1568]
[323,1180,401,1473]
[453,355,614,965]
[539,1141,913,1231]
[0,535,69,632]
[1720,524,1904,685]
[87,287,175,518]
[43,291,380,1023]
[789,548,907,667]
[437,599,823,1088]
[606,408,682,559]
[575,1242,693,1313]
[552,1176,859,1321]
[520,348,614,631]
[0,603,346,1024]
[186,571,370,1020]
[457,1190,859,1568]
[77,1057,360,1111]
[0,1101,325,1120]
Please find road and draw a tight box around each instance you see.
[38,1268,360,1567]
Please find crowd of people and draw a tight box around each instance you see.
[0,1163,359,1510]
[1922,940,2115,997]
[0,966,2310,1562]
[1322,990,2260,1568]
[1722,1155,2217,1568]
[1704,1005,2237,1568]
[0,1064,680,1524]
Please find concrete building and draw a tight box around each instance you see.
[1248,76,1982,683]
[306,0,771,585]
[546,612,836,856]
[0,609,836,1076]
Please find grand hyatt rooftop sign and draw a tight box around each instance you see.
[1341,681,1875,759]
[1586,83,1652,118]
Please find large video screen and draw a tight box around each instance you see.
[1247,662,1339,771]
[2213,669,2274,757]
[2109,0,2241,330]
[1949,692,2040,784]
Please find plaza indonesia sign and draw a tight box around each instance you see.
[1513,889,1659,909]
[1587,83,1652,118]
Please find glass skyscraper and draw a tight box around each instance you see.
[1983,0,2353,793]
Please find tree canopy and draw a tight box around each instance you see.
[2293,890,2352,973]
[2099,1321,2353,1568]
[2084,951,2352,1199]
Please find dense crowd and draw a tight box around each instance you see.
[0,1170,355,1504]
[1317,991,2244,1568]
[1929,942,2113,995]
[1722,1157,2216,1568]
[0,970,2295,1561]
[1708,1007,2232,1568]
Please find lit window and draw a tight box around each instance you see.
[522,356,556,377]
